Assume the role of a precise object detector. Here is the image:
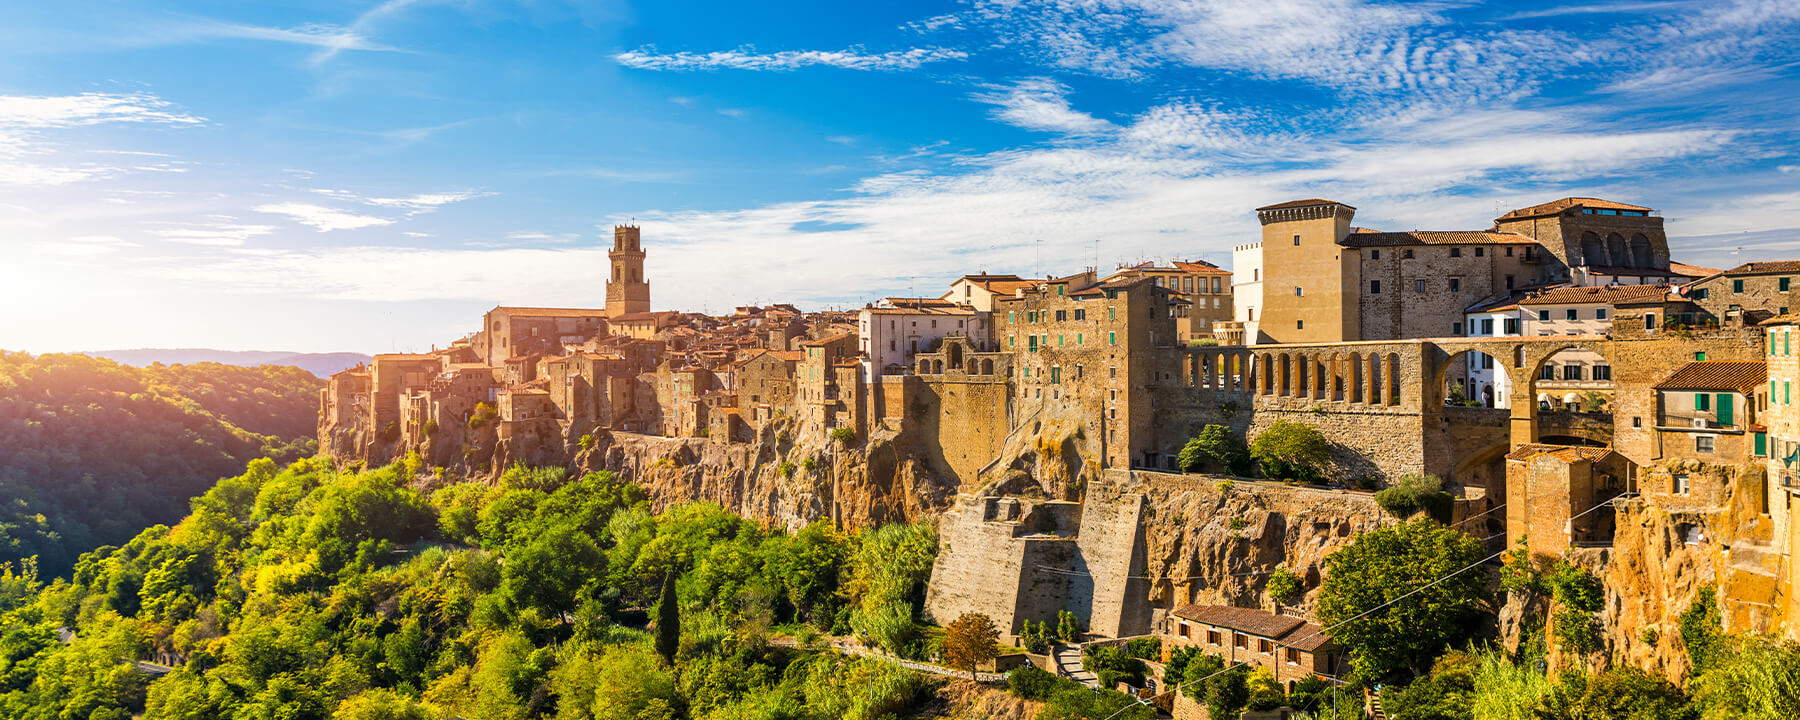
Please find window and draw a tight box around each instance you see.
[1674,474,1690,495]
[1109,307,1116,320]
[1371,249,1381,260]
[1481,318,1495,335]
[1504,318,1519,334]
[1028,336,1038,351]
[1076,365,1084,378]
[1783,277,1792,292]
[1734,279,1745,293]
[1297,320,1304,329]
[1566,309,1578,321]
[1370,280,1382,294]
[1476,247,1485,257]
[1696,435,1715,453]
[1506,275,1515,289]
[1023,367,1030,378]
[1077,333,1084,345]
[1646,313,1657,330]
[1293,234,1301,246]
[1506,247,1514,256]
[1179,624,1191,638]
[1056,310,1067,321]
[1110,367,1117,379]
[1008,311,1015,323]
[1285,648,1300,664]
[1450,247,1462,258]
[1254,269,1259,281]
[1259,639,1273,654]
[1633,416,1642,428]
[1593,365,1612,381]
[1058,334,1065,346]
[1449,278,1461,293]
[1541,365,1556,380]
[1416,280,1427,293]
[1695,288,1709,300]
[1008,336,1014,348]
[1540,310,1551,322]
[1234,635,1248,650]
[1074,308,1085,321]
[1108,331,1117,345]
[1563,365,1583,381]
[1452,322,1463,335]
[1695,351,1707,361]
[1596,308,1609,320]
[1696,393,1710,411]
[1208,630,1221,645]
[1050,367,1061,384]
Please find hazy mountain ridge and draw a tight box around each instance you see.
[82,348,373,377]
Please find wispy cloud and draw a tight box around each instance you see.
[365,191,492,215]
[0,92,205,128]
[150,221,277,247]
[614,46,968,71]
[254,202,394,231]
[971,79,1112,134]
[0,92,204,186]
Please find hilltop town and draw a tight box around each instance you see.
[319,197,1800,705]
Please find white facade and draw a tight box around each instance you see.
[1460,309,1523,408]
[1232,242,1264,344]
[857,307,986,379]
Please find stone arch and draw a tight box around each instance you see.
[1347,352,1364,403]
[1579,231,1606,267]
[1330,353,1346,401]
[1432,348,1479,407]
[1606,233,1628,268]
[1629,234,1653,268]
[981,358,994,375]
[919,358,930,374]
[1261,354,1274,395]
[1278,353,1292,396]
[1296,354,1310,399]
[932,359,944,374]
[1386,353,1402,406]
[947,341,964,370]
[1511,341,1611,444]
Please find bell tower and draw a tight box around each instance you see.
[606,225,650,318]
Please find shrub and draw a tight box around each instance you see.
[467,402,497,430]
[1178,425,1250,475]
[1056,610,1080,643]
[830,427,857,445]
[1266,567,1303,606]
[578,434,595,451]
[777,462,796,479]
[1374,473,1454,521]
[1215,479,1234,493]
[1081,645,1146,688]
[1123,637,1161,661]
[1249,421,1329,482]
[1007,665,1060,700]
[801,456,817,473]
[1018,619,1052,655]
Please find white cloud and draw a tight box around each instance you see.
[151,222,277,247]
[614,46,968,71]
[0,92,204,186]
[0,92,205,128]
[365,191,491,214]
[971,79,1112,134]
[254,202,394,232]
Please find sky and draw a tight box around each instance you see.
[2,0,1799,354]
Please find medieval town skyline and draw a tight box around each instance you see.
[4,0,1800,354]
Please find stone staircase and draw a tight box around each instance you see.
[1052,644,1098,688]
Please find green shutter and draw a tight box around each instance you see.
[1696,393,1709,411]
[1756,432,1767,456]
[1109,331,1117,345]
[1786,381,1791,404]
[1717,393,1733,426]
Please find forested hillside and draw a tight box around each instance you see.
[0,459,963,719]
[0,352,321,576]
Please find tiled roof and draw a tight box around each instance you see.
[1499,197,1653,219]
[1584,266,1687,278]
[1722,260,1800,276]
[1283,622,1335,652]
[1505,444,1616,463]
[1171,604,1306,639]
[1339,230,1537,247]
[1653,361,1767,393]
[864,306,975,316]
[957,273,1026,282]
[1667,261,1722,278]
[1256,198,1352,211]
[800,333,851,347]
[883,297,960,308]
[611,311,677,323]
[1516,284,1674,306]
[1172,260,1232,275]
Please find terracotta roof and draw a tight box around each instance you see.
[1505,444,1616,463]
[1517,284,1674,306]
[491,306,610,317]
[1722,260,1800,276]
[1172,260,1232,275]
[1499,197,1653,220]
[1653,361,1767,393]
[1583,266,1687,278]
[1171,605,1306,639]
[957,273,1026,282]
[864,306,975,316]
[800,333,851,347]
[1256,198,1352,212]
[1339,230,1537,248]
[1282,622,1335,652]
[611,311,677,323]
[1668,261,1722,278]
[883,297,961,308]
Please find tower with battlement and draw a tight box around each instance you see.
[606,225,650,318]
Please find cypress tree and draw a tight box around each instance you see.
[654,570,679,664]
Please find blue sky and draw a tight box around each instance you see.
[3,0,1798,353]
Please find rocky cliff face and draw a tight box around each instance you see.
[569,417,962,531]
[1114,472,1392,615]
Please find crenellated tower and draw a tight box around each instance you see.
[606,225,650,318]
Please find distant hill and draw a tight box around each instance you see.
[82,348,373,377]
[0,352,324,576]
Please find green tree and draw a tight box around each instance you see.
[654,571,679,665]
[1679,588,1723,676]
[1375,473,1454,521]
[1534,667,1695,720]
[1266,567,1304,606]
[1690,634,1800,720]
[1316,517,1488,681]
[1179,424,1250,475]
[1383,650,1475,720]
[942,612,1000,680]
[1249,420,1330,481]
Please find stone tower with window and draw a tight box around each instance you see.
[606,225,650,318]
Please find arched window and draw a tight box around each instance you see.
[1629,234,1653,268]
[1579,232,1606,267]
[1606,233,1627,268]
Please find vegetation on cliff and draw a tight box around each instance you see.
[0,352,321,576]
[0,458,950,719]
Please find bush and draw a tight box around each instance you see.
[801,457,817,473]
[830,427,857,445]
[467,402,497,430]
[1249,421,1329,482]
[1007,664,1060,700]
[1081,645,1147,687]
[1178,425,1250,475]
[1018,619,1051,655]
[777,462,796,479]
[1266,567,1303,606]
[1374,473,1454,521]
[1055,610,1080,643]
[1123,637,1161,661]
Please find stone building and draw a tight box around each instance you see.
[1490,197,1672,282]
[857,302,988,378]
[1760,315,1800,639]
[1107,260,1234,343]
[473,306,611,367]
[1505,444,1632,554]
[731,349,801,424]
[1684,260,1800,327]
[1161,604,1345,690]
[943,273,1042,312]
[1650,361,1766,463]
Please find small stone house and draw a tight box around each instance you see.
[1161,604,1344,691]
[1652,360,1767,463]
